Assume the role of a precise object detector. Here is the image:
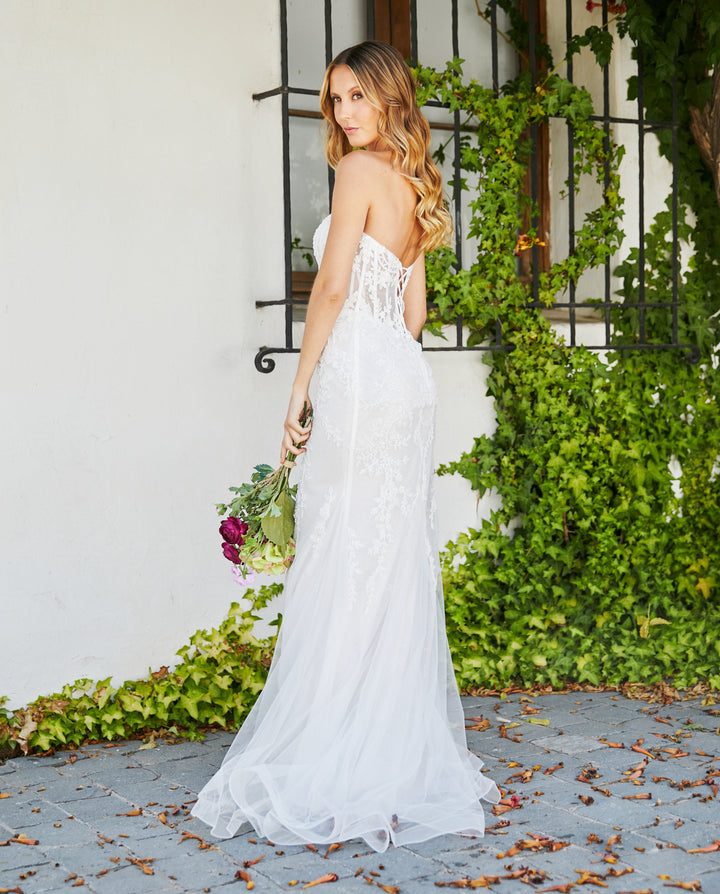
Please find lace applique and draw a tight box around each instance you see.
[304,213,440,608]
[313,215,418,340]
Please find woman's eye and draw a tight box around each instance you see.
[352,93,363,100]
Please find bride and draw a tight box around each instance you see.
[192,40,499,853]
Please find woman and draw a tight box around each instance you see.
[192,40,499,853]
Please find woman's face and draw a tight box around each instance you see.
[329,65,383,151]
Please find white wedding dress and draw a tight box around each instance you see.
[191,215,499,852]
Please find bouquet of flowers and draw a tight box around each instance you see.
[217,404,311,586]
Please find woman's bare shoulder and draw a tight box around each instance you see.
[336,150,395,183]
[336,149,378,177]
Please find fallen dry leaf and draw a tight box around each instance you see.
[302,873,339,888]
[235,869,254,889]
[686,840,720,854]
[126,857,154,876]
[115,809,142,817]
[574,869,608,886]
[496,836,569,858]
[244,855,266,867]
[178,830,217,851]
[498,724,522,742]
[505,867,547,883]
[377,886,399,894]
[505,767,536,784]
[577,767,600,784]
[324,843,342,858]
[661,881,702,891]
[10,835,39,846]
[631,740,654,758]
[606,834,621,851]
[622,792,652,800]
[465,716,491,731]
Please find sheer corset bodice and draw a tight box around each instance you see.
[313,214,416,338]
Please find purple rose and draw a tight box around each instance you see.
[221,542,241,564]
[219,517,248,544]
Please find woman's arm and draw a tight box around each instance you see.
[281,152,373,462]
[402,254,427,339]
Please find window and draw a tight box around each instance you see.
[253,0,694,372]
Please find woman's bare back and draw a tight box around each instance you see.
[362,150,423,268]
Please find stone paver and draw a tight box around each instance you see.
[1,692,718,893]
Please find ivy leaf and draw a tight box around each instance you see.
[636,616,671,639]
[695,577,712,599]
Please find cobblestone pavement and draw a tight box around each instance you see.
[1,692,719,894]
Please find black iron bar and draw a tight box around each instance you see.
[566,0,576,346]
[279,0,293,352]
[252,85,319,101]
[491,0,499,94]
[671,63,680,346]
[324,0,332,65]
[410,0,418,67]
[257,297,693,312]
[601,0,612,346]
[255,340,700,372]
[637,47,646,345]
[451,0,464,348]
[324,0,334,211]
[528,0,539,305]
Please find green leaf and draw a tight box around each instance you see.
[261,489,296,548]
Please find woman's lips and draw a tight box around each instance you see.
[344,127,358,134]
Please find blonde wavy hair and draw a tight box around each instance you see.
[319,41,452,253]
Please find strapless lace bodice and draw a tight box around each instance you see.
[313,214,416,336]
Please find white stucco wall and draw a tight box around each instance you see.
[0,1,290,707]
[0,1,496,708]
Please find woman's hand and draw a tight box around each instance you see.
[281,391,313,465]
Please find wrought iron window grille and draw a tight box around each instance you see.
[253,0,700,373]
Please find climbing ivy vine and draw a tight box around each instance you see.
[417,0,720,691]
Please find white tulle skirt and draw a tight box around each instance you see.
[192,313,499,852]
